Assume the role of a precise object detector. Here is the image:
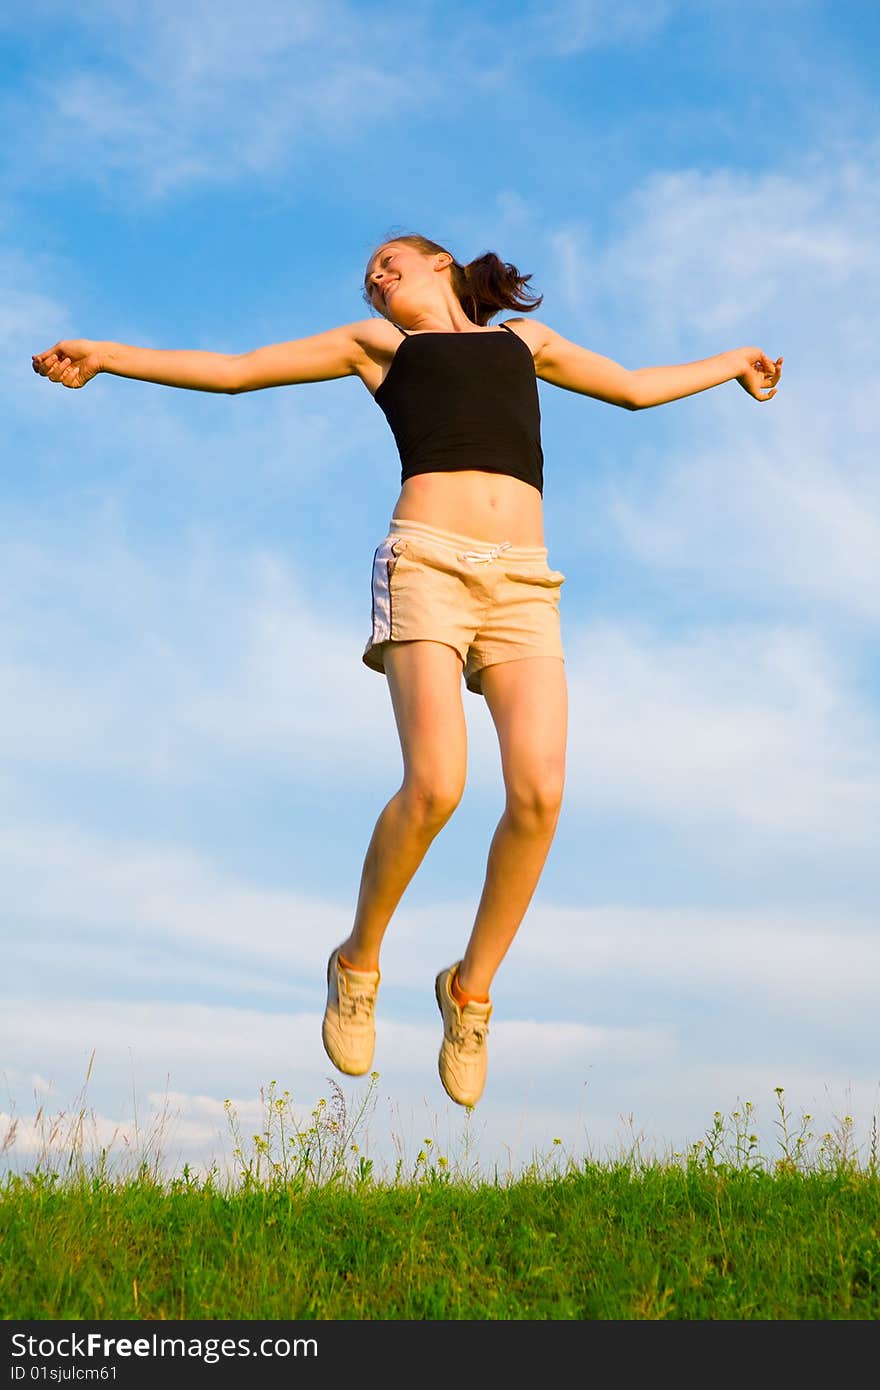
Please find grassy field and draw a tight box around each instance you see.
[2,1078,878,1320]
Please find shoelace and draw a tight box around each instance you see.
[340,985,376,1022]
[457,541,512,565]
[451,1016,488,1053]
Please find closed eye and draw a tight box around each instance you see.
[363,251,397,302]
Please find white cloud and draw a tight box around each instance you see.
[5,810,878,1026]
[2,502,879,855]
[0,995,674,1173]
[540,145,880,628]
[4,1,434,199]
[2,823,350,970]
[1,990,875,1178]
[563,619,880,846]
[550,149,880,343]
[0,509,397,789]
[529,0,677,56]
[517,903,880,1023]
[606,444,880,622]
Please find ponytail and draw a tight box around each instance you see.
[363,232,543,325]
[453,251,543,326]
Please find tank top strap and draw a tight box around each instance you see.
[395,324,410,337]
[498,322,515,334]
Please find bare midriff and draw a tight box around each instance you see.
[392,471,545,546]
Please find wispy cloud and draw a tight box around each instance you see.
[7,816,878,1021]
[564,619,880,850]
[606,441,880,622]
[3,507,878,854]
[538,144,880,628]
[0,994,674,1172]
[529,0,678,56]
[545,145,880,342]
[3,1,432,200]
[2,992,875,1175]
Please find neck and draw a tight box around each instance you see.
[391,294,478,334]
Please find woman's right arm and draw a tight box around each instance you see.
[227,322,378,393]
[33,337,239,392]
[32,321,383,394]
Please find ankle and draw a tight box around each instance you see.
[338,948,379,974]
[451,970,490,1007]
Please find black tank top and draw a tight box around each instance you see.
[373,322,544,496]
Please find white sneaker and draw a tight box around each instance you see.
[322,947,380,1076]
[435,963,492,1107]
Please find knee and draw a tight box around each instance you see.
[400,774,465,830]
[506,770,565,832]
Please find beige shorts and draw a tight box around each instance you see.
[362,515,566,696]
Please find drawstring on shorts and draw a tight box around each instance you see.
[457,541,513,565]
[387,515,548,566]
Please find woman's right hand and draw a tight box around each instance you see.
[32,339,105,390]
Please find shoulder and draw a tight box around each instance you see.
[347,317,407,364]
[342,317,408,396]
[497,317,557,361]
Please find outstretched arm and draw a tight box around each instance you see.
[31,321,379,394]
[627,346,782,408]
[531,323,782,409]
[32,338,241,393]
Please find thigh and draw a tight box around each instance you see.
[480,656,568,800]
[384,640,468,793]
[465,560,565,695]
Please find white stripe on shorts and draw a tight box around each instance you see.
[368,537,398,647]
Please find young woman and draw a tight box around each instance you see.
[32,233,782,1107]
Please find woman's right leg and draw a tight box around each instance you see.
[338,639,468,972]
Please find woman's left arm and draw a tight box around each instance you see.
[530,323,783,409]
[627,345,782,408]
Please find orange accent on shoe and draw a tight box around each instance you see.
[338,950,379,973]
[451,970,490,1007]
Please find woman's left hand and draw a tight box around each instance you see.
[736,348,783,402]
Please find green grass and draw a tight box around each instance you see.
[2,1077,878,1320]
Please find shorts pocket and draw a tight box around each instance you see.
[386,536,457,581]
[503,565,566,588]
[374,535,412,582]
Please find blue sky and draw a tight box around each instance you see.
[2,0,879,1178]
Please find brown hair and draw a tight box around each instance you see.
[362,231,543,326]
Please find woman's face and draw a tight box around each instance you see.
[363,242,451,320]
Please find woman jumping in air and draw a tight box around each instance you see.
[32,232,782,1107]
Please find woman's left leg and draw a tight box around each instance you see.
[457,655,568,999]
